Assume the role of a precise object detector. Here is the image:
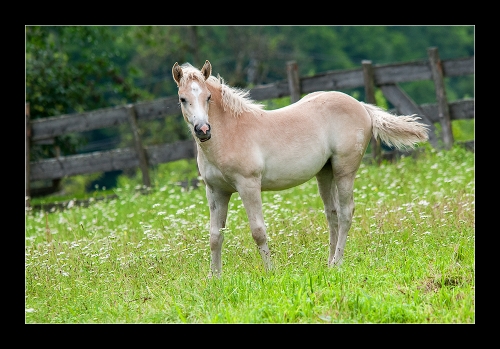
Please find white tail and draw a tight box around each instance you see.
[362,102,429,149]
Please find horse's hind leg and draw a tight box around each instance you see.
[206,185,232,277]
[329,171,357,266]
[316,163,340,266]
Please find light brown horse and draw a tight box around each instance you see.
[172,60,429,277]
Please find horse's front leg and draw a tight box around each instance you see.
[206,185,231,278]
[237,179,273,271]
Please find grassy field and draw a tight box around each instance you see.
[25,144,474,323]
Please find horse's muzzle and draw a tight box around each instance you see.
[194,123,211,142]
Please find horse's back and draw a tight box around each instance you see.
[298,90,369,115]
[271,90,372,144]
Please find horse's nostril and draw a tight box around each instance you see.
[195,123,211,135]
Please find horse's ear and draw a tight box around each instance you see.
[172,62,183,86]
[201,60,212,80]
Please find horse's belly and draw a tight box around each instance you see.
[260,154,327,191]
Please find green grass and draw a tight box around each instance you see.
[25,145,474,323]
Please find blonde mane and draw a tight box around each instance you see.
[179,63,265,117]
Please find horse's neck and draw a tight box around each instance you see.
[197,100,238,157]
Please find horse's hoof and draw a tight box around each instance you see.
[208,271,221,279]
[328,259,343,268]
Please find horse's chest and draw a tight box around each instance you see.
[199,159,238,192]
[200,149,264,190]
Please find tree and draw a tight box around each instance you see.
[26,26,151,160]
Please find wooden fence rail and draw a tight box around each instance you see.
[26,47,474,207]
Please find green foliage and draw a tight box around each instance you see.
[374,89,389,109]
[61,173,103,196]
[26,26,153,161]
[30,172,114,207]
[262,96,291,110]
[26,26,150,117]
[150,159,199,185]
[116,159,199,190]
[452,119,474,141]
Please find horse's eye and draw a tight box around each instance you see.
[180,97,186,103]
[207,95,211,102]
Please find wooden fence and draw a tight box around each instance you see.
[25,46,474,207]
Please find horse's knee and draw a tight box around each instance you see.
[251,226,267,246]
[210,231,224,250]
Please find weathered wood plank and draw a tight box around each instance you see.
[30,140,195,181]
[443,56,474,76]
[249,80,289,101]
[449,99,475,120]
[134,96,180,122]
[30,148,137,181]
[30,96,181,140]
[374,60,432,85]
[31,105,130,140]
[418,99,474,123]
[301,57,474,93]
[301,69,365,93]
[146,140,195,165]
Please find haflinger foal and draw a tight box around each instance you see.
[172,60,429,277]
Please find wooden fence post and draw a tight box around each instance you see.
[428,47,454,150]
[26,103,31,209]
[127,105,151,188]
[286,61,301,103]
[362,60,382,164]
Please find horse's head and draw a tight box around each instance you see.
[172,60,212,142]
